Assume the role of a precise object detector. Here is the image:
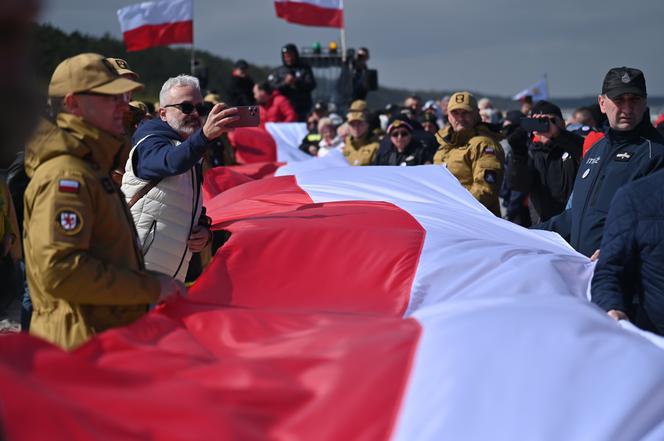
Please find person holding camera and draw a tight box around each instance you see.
[535,67,664,258]
[507,100,583,224]
[268,43,316,122]
[122,74,239,282]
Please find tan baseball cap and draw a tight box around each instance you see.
[48,53,144,97]
[447,91,478,113]
[204,93,222,104]
[105,57,139,79]
[129,100,148,114]
[347,99,368,122]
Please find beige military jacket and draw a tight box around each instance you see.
[433,125,505,216]
[23,114,161,349]
[343,135,380,166]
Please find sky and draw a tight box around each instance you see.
[40,0,664,98]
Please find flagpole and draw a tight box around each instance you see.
[340,27,347,63]
[190,0,195,74]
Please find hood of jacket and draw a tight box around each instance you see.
[25,113,127,179]
[435,123,503,147]
[281,43,301,66]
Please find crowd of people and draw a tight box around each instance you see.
[3,37,664,349]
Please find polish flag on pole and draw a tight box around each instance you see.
[117,0,193,52]
[274,0,344,28]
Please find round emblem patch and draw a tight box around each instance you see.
[56,208,83,235]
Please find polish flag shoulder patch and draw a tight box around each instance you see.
[58,179,81,194]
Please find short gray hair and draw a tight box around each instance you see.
[159,74,200,105]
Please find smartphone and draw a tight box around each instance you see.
[521,117,549,133]
[227,105,260,128]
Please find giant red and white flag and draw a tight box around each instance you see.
[274,0,344,28]
[117,0,193,52]
[3,166,664,440]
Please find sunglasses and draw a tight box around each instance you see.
[390,130,411,138]
[163,101,210,116]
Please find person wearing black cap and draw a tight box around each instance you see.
[507,100,583,223]
[225,59,255,106]
[536,67,664,258]
[374,116,433,166]
[267,44,316,121]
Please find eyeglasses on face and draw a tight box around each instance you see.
[163,101,210,116]
[390,130,411,138]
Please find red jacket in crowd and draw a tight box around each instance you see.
[258,91,297,125]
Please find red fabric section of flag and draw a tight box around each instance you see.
[0,303,421,440]
[202,162,283,201]
[205,175,312,228]
[202,167,254,201]
[274,1,344,28]
[193,176,425,315]
[122,20,193,52]
[228,127,278,164]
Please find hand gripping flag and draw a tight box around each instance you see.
[274,0,344,28]
[117,0,193,52]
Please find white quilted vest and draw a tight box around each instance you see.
[121,136,202,282]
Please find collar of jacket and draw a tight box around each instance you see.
[606,112,658,145]
[435,124,502,147]
[24,114,126,178]
[347,134,376,149]
[133,117,183,144]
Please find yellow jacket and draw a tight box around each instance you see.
[433,125,505,216]
[343,135,380,166]
[24,114,161,349]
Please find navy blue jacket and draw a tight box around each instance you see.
[131,119,210,181]
[535,116,664,257]
[591,168,664,335]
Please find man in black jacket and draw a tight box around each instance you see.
[508,100,583,223]
[267,44,316,121]
[225,60,255,106]
[536,67,664,257]
[591,168,664,335]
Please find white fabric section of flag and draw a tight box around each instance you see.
[117,0,193,33]
[619,320,664,350]
[295,166,591,315]
[513,77,549,102]
[288,165,664,440]
[265,122,310,162]
[393,297,664,441]
[273,0,343,10]
[275,149,348,176]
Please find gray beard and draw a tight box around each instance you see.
[167,115,200,140]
